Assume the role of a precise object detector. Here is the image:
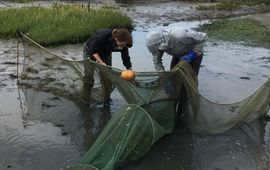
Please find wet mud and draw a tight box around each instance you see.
[0,1,270,170]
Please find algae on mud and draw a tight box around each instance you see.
[198,19,270,48]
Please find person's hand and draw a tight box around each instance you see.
[129,79,140,87]
[181,50,197,63]
[100,62,107,66]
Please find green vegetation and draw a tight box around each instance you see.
[198,19,270,48]
[0,4,132,46]
[16,0,31,3]
[197,0,270,11]
[6,0,31,2]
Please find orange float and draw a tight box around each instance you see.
[120,70,136,81]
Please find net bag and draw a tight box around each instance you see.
[16,32,270,170]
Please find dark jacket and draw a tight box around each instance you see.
[83,28,132,69]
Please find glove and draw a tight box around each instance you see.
[164,80,174,96]
[180,50,197,63]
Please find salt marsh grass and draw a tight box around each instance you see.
[198,19,270,48]
[0,4,132,46]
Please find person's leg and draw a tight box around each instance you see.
[170,56,180,70]
[190,53,203,76]
[176,54,202,117]
[176,85,188,117]
[168,56,181,117]
[99,55,113,107]
[81,54,95,104]
[170,55,188,118]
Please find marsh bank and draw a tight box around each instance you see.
[0,1,270,170]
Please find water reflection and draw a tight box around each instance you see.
[15,86,115,169]
[0,15,269,169]
[192,119,269,170]
[4,29,270,169]
[0,87,81,170]
[120,117,194,170]
[3,83,270,170]
[121,117,270,170]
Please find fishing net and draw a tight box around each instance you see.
[16,32,270,170]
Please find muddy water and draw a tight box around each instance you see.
[1,2,270,170]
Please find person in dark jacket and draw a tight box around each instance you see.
[81,28,133,107]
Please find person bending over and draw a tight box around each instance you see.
[81,28,133,107]
[146,27,207,115]
[146,27,207,74]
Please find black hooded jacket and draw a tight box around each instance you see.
[83,28,132,69]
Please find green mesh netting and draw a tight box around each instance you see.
[63,164,98,170]
[16,33,270,170]
[79,102,176,169]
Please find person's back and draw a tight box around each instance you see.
[146,27,207,72]
[84,28,114,59]
[156,27,207,57]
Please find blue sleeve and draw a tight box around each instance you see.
[180,50,197,63]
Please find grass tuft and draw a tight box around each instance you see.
[0,4,133,46]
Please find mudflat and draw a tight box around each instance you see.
[247,12,270,28]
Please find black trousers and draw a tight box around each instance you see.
[170,54,203,116]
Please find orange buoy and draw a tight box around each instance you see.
[120,70,136,81]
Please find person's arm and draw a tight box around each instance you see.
[189,30,208,56]
[120,47,132,70]
[85,30,108,64]
[193,41,205,56]
[92,53,106,65]
[180,50,197,63]
[152,50,164,71]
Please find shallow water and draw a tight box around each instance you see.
[0,2,270,170]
